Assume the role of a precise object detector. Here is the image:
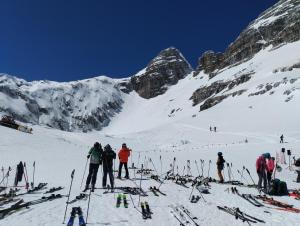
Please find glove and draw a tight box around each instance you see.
[87,155,90,159]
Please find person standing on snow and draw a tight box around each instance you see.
[117,143,131,179]
[256,153,270,191]
[266,157,275,189]
[84,142,103,192]
[216,152,225,183]
[102,144,116,189]
[280,134,284,143]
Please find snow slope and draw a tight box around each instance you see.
[104,40,300,135]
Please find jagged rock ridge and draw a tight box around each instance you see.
[130,47,193,99]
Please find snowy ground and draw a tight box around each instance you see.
[0,118,300,226]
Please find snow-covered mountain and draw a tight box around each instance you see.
[0,75,123,131]
[0,0,300,132]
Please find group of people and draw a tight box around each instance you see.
[209,126,217,132]
[256,153,275,192]
[216,151,276,192]
[83,142,132,192]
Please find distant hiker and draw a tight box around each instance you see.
[280,134,284,143]
[102,144,116,189]
[295,158,300,183]
[214,127,217,132]
[216,152,225,183]
[118,143,131,179]
[266,157,275,188]
[256,153,270,191]
[84,142,103,192]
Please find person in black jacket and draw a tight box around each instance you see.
[216,152,225,183]
[102,144,116,189]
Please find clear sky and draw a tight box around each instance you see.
[0,0,278,81]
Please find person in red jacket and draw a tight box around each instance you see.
[117,143,131,179]
[256,153,270,191]
[266,157,275,188]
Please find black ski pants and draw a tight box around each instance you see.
[257,171,267,191]
[102,166,114,188]
[118,162,129,178]
[86,163,100,187]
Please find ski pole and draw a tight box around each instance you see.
[195,160,201,178]
[172,157,176,175]
[63,169,75,224]
[86,183,92,223]
[23,162,29,191]
[200,160,204,177]
[149,158,159,176]
[138,164,144,206]
[160,155,162,176]
[245,168,256,185]
[208,160,211,178]
[226,163,231,181]
[1,167,4,185]
[80,158,89,190]
[32,161,35,189]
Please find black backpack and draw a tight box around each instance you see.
[295,158,300,167]
[268,179,288,196]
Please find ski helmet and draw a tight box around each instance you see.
[217,152,222,156]
[104,144,112,151]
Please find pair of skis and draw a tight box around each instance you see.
[67,207,86,226]
[217,206,265,224]
[116,194,128,208]
[170,204,199,226]
[141,201,152,219]
[230,187,263,207]
[0,194,63,219]
[190,195,200,203]
[67,193,88,204]
[149,186,166,196]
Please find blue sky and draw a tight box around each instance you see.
[0,0,278,81]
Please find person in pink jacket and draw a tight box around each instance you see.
[266,157,275,188]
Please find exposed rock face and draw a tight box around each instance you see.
[190,73,252,106]
[195,0,300,76]
[131,47,193,99]
[196,51,224,75]
[0,74,123,131]
[199,90,246,111]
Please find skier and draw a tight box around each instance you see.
[216,152,225,183]
[214,127,217,132]
[256,153,270,191]
[83,142,103,192]
[209,126,212,132]
[280,134,284,143]
[102,144,116,189]
[117,143,131,179]
[266,157,275,189]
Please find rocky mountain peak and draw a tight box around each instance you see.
[195,0,300,77]
[130,47,193,99]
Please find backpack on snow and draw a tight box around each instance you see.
[295,158,300,167]
[268,179,288,196]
